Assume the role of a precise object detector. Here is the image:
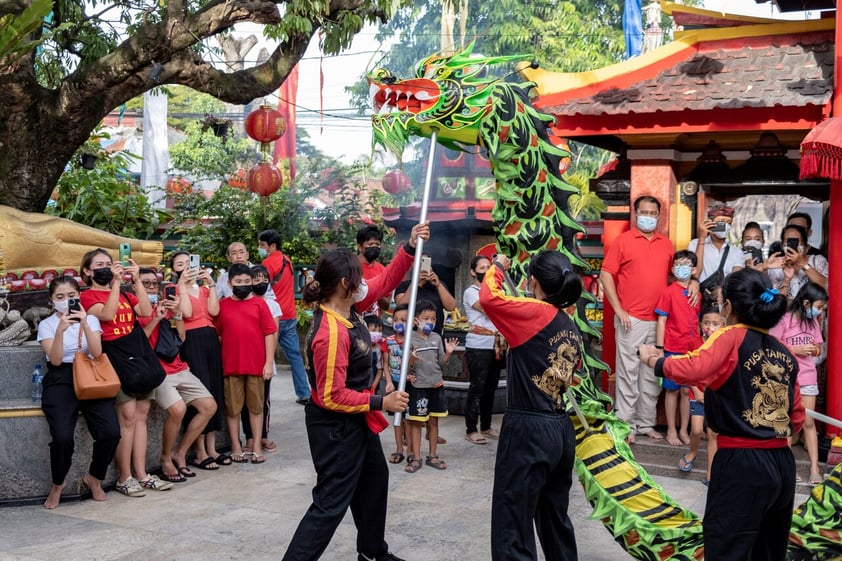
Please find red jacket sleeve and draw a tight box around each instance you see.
[311,309,370,413]
[478,262,557,348]
[656,326,744,390]
[354,245,413,313]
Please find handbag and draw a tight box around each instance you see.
[72,326,121,400]
[102,309,166,395]
[155,318,182,363]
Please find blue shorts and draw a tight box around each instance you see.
[689,399,705,417]
[661,351,685,391]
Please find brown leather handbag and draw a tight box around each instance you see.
[72,326,121,400]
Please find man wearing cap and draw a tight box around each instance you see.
[688,204,745,291]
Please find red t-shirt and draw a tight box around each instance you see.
[263,250,296,321]
[216,296,278,376]
[655,282,703,354]
[80,290,140,341]
[138,313,189,375]
[601,229,674,321]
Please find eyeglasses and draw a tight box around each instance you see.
[141,281,160,288]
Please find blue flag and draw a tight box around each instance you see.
[623,0,643,59]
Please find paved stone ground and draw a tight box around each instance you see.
[0,366,807,561]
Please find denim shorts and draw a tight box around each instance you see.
[689,399,705,417]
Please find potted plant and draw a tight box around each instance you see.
[201,113,232,142]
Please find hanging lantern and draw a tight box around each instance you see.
[382,169,411,195]
[228,168,247,190]
[245,105,286,144]
[165,176,192,194]
[247,162,284,196]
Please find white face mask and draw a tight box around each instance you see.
[712,223,730,239]
[353,279,369,303]
[53,300,69,313]
[743,239,763,250]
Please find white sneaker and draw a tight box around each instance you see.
[115,478,145,497]
[138,474,173,491]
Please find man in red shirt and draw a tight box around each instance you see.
[356,225,389,318]
[600,196,675,443]
[258,229,311,404]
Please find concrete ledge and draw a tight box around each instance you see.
[443,379,507,416]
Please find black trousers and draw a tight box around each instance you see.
[282,404,390,561]
[41,363,121,484]
[464,348,503,434]
[241,378,271,440]
[491,408,578,561]
[704,446,795,561]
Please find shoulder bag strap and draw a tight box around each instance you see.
[716,245,730,276]
[271,256,289,286]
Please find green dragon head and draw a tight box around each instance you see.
[368,42,532,158]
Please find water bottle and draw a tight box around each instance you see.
[31,363,43,404]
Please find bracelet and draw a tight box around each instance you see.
[207,284,216,288]
[803,263,812,272]
[173,315,183,321]
[654,345,664,350]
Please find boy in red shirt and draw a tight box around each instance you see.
[216,263,277,463]
[655,250,703,447]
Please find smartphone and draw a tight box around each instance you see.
[710,221,727,233]
[164,284,176,301]
[119,243,132,266]
[189,254,201,271]
[67,297,82,320]
[420,256,432,274]
[744,247,763,265]
[785,238,800,252]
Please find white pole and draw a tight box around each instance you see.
[395,131,438,427]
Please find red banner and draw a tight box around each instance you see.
[273,64,299,180]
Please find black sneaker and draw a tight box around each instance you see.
[295,397,310,405]
[357,553,406,561]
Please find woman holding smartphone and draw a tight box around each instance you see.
[169,251,227,468]
[37,276,121,509]
[766,224,828,299]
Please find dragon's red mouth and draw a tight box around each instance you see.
[368,78,440,115]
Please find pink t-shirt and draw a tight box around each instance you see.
[769,312,823,387]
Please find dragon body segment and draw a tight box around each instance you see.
[368,44,842,561]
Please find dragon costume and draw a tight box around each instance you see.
[368,44,842,561]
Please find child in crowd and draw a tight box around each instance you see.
[405,300,457,473]
[365,315,386,394]
[384,305,409,464]
[215,263,277,464]
[239,265,282,455]
[678,302,725,483]
[655,250,703,447]
[770,282,827,485]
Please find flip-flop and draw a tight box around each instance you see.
[388,452,405,464]
[465,433,487,445]
[809,473,823,485]
[230,453,250,463]
[251,454,266,464]
[677,453,695,473]
[174,462,197,478]
[189,457,220,471]
[215,453,233,466]
[159,471,187,483]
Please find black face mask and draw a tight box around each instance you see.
[475,271,485,283]
[92,268,114,286]
[232,285,253,299]
[363,247,381,262]
[252,282,269,296]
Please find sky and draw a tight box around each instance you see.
[252,0,821,164]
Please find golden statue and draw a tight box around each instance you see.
[0,205,163,273]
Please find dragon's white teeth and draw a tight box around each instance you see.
[369,84,379,98]
[415,90,431,101]
[379,103,392,114]
[385,88,393,97]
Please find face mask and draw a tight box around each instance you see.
[806,306,822,320]
[91,268,113,286]
[53,300,69,313]
[232,285,252,299]
[393,322,406,335]
[363,247,381,262]
[370,332,383,344]
[148,294,159,305]
[743,239,763,250]
[421,321,435,335]
[712,223,730,239]
[353,280,369,303]
[257,247,268,258]
[252,282,269,296]
[636,215,657,232]
[673,265,692,280]
[702,326,719,338]
[474,271,485,283]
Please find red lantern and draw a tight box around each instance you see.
[247,162,283,196]
[382,170,411,195]
[228,168,247,190]
[245,105,286,143]
[166,176,192,194]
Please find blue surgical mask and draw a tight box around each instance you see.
[393,322,406,335]
[257,247,268,258]
[673,265,692,280]
[422,321,435,335]
[636,215,658,232]
[148,294,159,305]
[806,306,822,320]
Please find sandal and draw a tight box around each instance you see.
[465,432,487,445]
[389,452,405,464]
[189,457,220,471]
[215,453,233,466]
[262,440,278,453]
[677,453,695,473]
[425,455,447,470]
[230,452,251,463]
[251,454,266,464]
[481,429,499,440]
[405,456,422,473]
[809,473,823,485]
